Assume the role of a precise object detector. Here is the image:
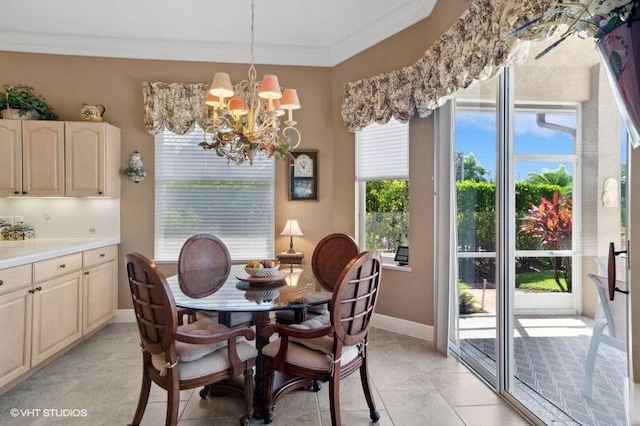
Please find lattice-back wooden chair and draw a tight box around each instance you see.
[178,233,253,327]
[262,251,382,425]
[126,252,257,426]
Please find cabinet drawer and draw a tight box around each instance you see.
[34,253,83,283]
[0,264,32,295]
[83,245,117,268]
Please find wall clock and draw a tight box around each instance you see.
[289,150,318,201]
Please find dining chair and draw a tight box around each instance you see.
[178,233,253,327]
[276,233,359,325]
[261,251,382,425]
[125,252,258,426]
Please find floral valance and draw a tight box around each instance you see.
[341,0,555,132]
[142,82,210,135]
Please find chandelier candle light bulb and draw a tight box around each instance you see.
[200,0,302,165]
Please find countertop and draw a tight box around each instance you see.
[0,238,120,269]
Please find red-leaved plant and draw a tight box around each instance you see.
[520,192,573,292]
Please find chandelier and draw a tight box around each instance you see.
[200,0,301,165]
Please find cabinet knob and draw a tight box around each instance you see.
[14,191,19,195]
[59,264,66,268]
[84,271,90,275]
[0,280,3,286]
[98,191,103,195]
[35,286,42,292]
[22,191,27,195]
[99,253,105,257]
[28,288,35,294]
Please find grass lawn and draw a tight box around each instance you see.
[516,270,568,292]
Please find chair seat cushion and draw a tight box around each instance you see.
[288,315,333,354]
[152,342,258,381]
[262,339,359,372]
[175,317,229,362]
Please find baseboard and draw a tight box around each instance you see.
[112,309,135,323]
[371,313,434,341]
[112,309,433,341]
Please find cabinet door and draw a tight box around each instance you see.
[31,271,82,366]
[22,121,65,196]
[83,260,117,334]
[0,120,22,196]
[65,122,105,197]
[0,288,32,388]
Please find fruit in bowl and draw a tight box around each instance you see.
[245,259,280,277]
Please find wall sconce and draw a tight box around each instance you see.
[123,151,147,183]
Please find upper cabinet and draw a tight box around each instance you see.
[23,121,65,196]
[65,122,121,197]
[0,120,22,196]
[0,120,121,198]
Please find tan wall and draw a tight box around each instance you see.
[330,0,470,325]
[0,0,468,323]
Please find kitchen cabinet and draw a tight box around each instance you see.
[0,243,118,388]
[0,264,33,389]
[0,120,65,197]
[65,122,121,197]
[82,245,117,334]
[31,253,83,366]
[0,119,120,198]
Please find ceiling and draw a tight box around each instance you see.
[0,0,438,67]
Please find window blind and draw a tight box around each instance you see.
[356,118,409,181]
[155,125,274,261]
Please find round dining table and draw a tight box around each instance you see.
[166,264,332,421]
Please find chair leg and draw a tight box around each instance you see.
[129,369,151,426]
[241,367,254,426]
[166,371,181,426]
[329,376,341,426]
[583,322,606,398]
[359,360,380,422]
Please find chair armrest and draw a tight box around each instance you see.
[176,325,256,345]
[176,308,197,325]
[262,323,332,340]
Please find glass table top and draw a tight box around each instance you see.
[167,264,332,313]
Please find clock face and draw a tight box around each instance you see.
[294,154,314,178]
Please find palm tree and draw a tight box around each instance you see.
[456,153,491,182]
[525,165,572,195]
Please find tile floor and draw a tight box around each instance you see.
[0,323,530,425]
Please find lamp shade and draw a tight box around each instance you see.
[280,89,301,110]
[280,219,303,236]
[258,75,282,99]
[228,96,248,115]
[210,72,234,98]
[205,92,221,107]
[272,99,285,117]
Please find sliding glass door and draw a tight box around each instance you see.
[445,34,630,425]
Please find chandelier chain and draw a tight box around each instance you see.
[249,0,256,80]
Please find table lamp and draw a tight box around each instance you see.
[280,219,303,254]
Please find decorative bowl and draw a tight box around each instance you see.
[244,265,280,277]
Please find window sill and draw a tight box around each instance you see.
[381,262,412,272]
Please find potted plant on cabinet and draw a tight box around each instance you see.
[0,84,57,120]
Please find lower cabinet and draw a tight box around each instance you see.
[0,288,32,388]
[31,271,83,367]
[83,260,117,334]
[0,244,118,390]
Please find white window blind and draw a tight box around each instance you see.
[356,118,409,181]
[155,125,274,261]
